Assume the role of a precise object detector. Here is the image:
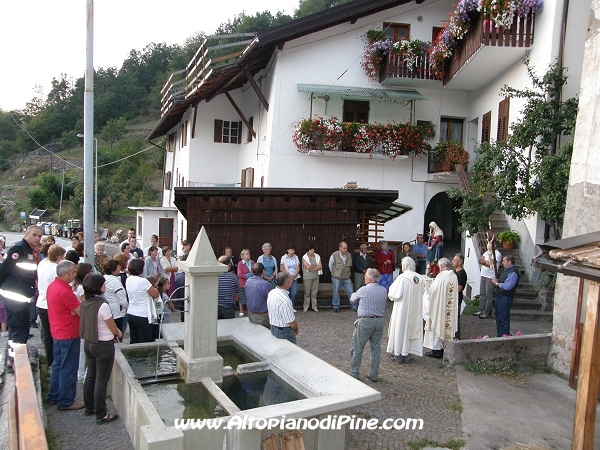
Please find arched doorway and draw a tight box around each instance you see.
[423,191,462,257]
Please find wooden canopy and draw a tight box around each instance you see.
[174,187,410,281]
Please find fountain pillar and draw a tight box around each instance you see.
[176,226,225,383]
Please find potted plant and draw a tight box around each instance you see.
[497,230,520,249]
[433,140,469,171]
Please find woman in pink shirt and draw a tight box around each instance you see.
[237,249,254,317]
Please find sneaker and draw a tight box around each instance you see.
[366,374,378,383]
[333,309,340,313]
[0,332,7,337]
[312,308,319,312]
[303,309,308,313]
[239,313,244,317]
[58,401,85,411]
[473,311,482,316]
[479,314,489,319]
[292,309,297,313]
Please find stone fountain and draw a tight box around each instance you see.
[108,227,380,450]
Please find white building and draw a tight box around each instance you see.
[146,0,586,285]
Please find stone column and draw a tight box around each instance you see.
[551,1,600,376]
[177,226,226,383]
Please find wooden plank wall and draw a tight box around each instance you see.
[184,194,359,282]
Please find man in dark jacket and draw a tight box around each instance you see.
[0,225,42,371]
[492,255,520,337]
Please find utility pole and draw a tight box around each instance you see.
[82,0,95,263]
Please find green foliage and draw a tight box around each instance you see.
[60,130,80,150]
[452,54,578,239]
[294,0,353,18]
[101,117,127,151]
[464,358,525,384]
[534,270,557,292]
[462,295,480,316]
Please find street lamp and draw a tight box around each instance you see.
[78,134,97,231]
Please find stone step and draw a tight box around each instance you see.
[511,309,553,321]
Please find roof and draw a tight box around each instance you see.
[297,84,428,101]
[173,187,409,223]
[534,231,600,282]
[148,0,420,140]
[128,206,178,211]
[29,209,48,218]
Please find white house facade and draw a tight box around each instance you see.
[148,0,586,289]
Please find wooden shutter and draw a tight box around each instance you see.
[214,119,223,143]
[164,171,172,190]
[482,111,491,143]
[497,98,510,142]
[237,121,242,144]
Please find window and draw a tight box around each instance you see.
[181,121,188,147]
[439,117,464,142]
[343,100,370,123]
[432,27,443,42]
[383,23,410,42]
[482,111,491,143]
[497,98,510,142]
[167,134,175,152]
[247,116,254,143]
[214,120,242,144]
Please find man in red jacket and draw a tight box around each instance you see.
[47,260,83,410]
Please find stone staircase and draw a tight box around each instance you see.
[489,212,552,321]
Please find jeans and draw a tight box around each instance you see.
[289,279,298,307]
[48,338,81,408]
[270,325,297,344]
[114,317,125,343]
[332,278,354,310]
[218,305,235,319]
[127,314,154,344]
[83,340,115,419]
[350,317,383,380]
[37,307,54,366]
[479,277,495,315]
[416,260,426,275]
[495,295,513,337]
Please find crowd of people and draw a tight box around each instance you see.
[0,226,190,425]
[0,222,520,415]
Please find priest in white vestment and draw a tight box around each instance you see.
[423,258,458,359]
[387,257,425,363]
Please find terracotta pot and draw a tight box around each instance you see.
[435,162,452,172]
[501,241,515,249]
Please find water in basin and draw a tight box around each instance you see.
[123,346,177,378]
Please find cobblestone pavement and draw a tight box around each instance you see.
[295,304,463,450]
[4,293,551,449]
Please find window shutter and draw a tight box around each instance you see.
[247,117,254,142]
[482,111,491,143]
[497,98,510,142]
[214,120,223,143]
[237,121,242,144]
[164,171,172,190]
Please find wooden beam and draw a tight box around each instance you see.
[243,67,269,111]
[573,280,600,449]
[225,92,256,138]
[206,71,243,103]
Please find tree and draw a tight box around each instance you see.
[101,117,127,151]
[60,130,80,152]
[450,53,578,241]
[294,0,353,18]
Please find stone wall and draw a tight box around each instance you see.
[444,333,552,371]
[550,4,600,377]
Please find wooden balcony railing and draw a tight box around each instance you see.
[380,54,441,83]
[443,12,535,85]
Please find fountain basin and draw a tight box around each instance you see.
[109,318,380,449]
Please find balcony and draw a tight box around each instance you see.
[443,12,536,90]
[380,54,441,86]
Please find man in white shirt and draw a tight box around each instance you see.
[37,244,66,367]
[144,234,163,259]
[267,272,298,344]
[475,242,501,319]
